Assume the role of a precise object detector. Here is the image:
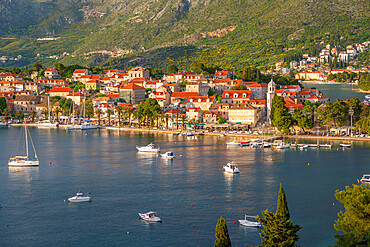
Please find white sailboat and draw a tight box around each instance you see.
[8,123,39,167]
[38,96,58,128]
[80,97,98,130]
[66,92,80,130]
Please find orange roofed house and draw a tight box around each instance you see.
[119,83,145,105]
[49,86,72,98]
[221,90,253,104]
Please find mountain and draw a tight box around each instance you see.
[0,0,369,70]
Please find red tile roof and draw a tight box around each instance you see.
[105,93,119,98]
[164,109,183,114]
[49,87,72,93]
[222,90,252,99]
[73,69,88,74]
[248,83,268,88]
[186,107,201,112]
[171,92,197,98]
[120,83,144,90]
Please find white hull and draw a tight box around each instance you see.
[161,153,175,159]
[239,220,262,228]
[340,144,351,148]
[8,160,39,167]
[276,144,290,149]
[227,141,240,145]
[80,124,98,130]
[68,197,92,203]
[223,162,240,173]
[38,123,58,128]
[136,143,160,153]
[300,145,308,149]
[66,125,81,130]
[0,122,8,126]
[138,213,162,222]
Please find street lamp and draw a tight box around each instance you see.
[349,107,354,137]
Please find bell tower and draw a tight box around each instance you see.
[267,78,276,123]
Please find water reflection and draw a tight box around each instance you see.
[8,166,39,182]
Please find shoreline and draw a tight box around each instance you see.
[7,124,370,142]
[302,80,357,86]
[352,88,370,94]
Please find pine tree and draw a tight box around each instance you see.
[256,184,302,247]
[214,216,231,247]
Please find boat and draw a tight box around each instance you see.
[68,192,92,203]
[0,122,8,126]
[66,124,81,130]
[226,140,240,145]
[38,96,59,128]
[263,142,271,148]
[161,152,175,159]
[186,132,194,136]
[8,123,39,167]
[240,141,250,147]
[340,142,351,148]
[138,211,162,222]
[360,174,370,183]
[136,143,160,153]
[251,142,259,148]
[276,143,291,149]
[300,144,308,150]
[238,215,262,228]
[220,134,225,137]
[223,161,240,173]
[80,121,98,130]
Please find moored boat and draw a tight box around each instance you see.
[226,140,240,145]
[276,143,290,149]
[340,142,351,148]
[263,142,271,148]
[360,174,370,183]
[239,215,262,228]
[240,141,250,147]
[80,121,98,130]
[136,143,160,152]
[68,192,92,203]
[300,144,308,150]
[223,161,240,173]
[161,152,175,159]
[138,211,162,222]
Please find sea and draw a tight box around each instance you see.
[0,127,369,246]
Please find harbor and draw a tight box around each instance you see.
[0,127,369,246]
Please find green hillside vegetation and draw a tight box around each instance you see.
[0,0,368,70]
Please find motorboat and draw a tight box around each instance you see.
[251,142,259,148]
[136,143,160,153]
[66,124,81,130]
[226,140,240,145]
[138,211,162,222]
[223,161,240,173]
[0,122,8,126]
[38,121,59,128]
[240,141,250,147]
[300,144,308,150]
[220,134,225,137]
[8,123,39,167]
[186,132,194,136]
[263,142,271,148]
[161,152,175,159]
[239,215,262,228]
[80,121,98,130]
[276,143,291,149]
[68,192,92,203]
[360,174,370,183]
[340,142,351,148]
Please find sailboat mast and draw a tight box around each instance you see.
[83,96,86,120]
[48,96,51,121]
[25,123,29,159]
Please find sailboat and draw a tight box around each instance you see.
[8,123,39,167]
[80,97,97,130]
[38,96,59,128]
[66,92,81,130]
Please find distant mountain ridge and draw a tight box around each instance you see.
[0,0,369,69]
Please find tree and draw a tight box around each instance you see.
[208,88,215,96]
[33,63,43,71]
[115,105,123,126]
[125,107,133,126]
[181,115,186,130]
[334,184,370,246]
[106,109,113,126]
[95,108,102,126]
[0,97,7,114]
[16,110,22,121]
[292,108,314,132]
[356,116,370,134]
[214,216,231,247]
[317,99,346,127]
[84,100,94,119]
[165,114,169,129]
[218,116,227,124]
[256,184,302,246]
[41,108,48,119]
[167,65,178,74]
[29,110,36,122]
[270,96,292,134]
[136,98,161,127]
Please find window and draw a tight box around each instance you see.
[225,93,229,98]
[234,93,238,98]
[243,93,246,98]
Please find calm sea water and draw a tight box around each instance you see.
[302,82,368,101]
[0,127,369,246]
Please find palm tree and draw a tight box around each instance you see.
[106,109,113,126]
[191,118,196,131]
[29,110,36,123]
[3,109,8,119]
[16,110,22,121]
[181,115,186,131]
[115,105,123,126]
[165,114,169,129]
[41,108,48,120]
[54,107,61,121]
[125,107,133,127]
[176,113,179,130]
[95,108,102,126]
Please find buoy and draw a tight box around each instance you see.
[233,221,235,224]
[7,224,8,227]
[191,204,193,206]
[357,179,360,183]
[127,232,129,234]
[214,196,216,198]
[333,203,335,205]
[139,217,141,219]
[308,163,309,166]
[219,169,222,171]
[194,230,196,233]
[50,161,52,164]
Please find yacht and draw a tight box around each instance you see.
[240,141,250,147]
[8,123,39,167]
[223,161,240,173]
[276,143,291,149]
[300,144,308,150]
[136,143,160,153]
[138,211,162,222]
[38,96,59,128]
[239,215,262,228]
[66,124,81,130]
[360,174,370,183]
[80,121,98,130]
[263,142,271,148]
[0,122,8,127]
[68,192,92,203]
[161,152,175,159]
[226,140,240,145]
[340,142,351,148]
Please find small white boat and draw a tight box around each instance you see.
[251,142,259,148]
[340,142,351,148]
[360,174,370,183]
[136,143,160,153]
[227,140,240,145]
[239,215,262,228]
[220,134,225,137]
[263,143,271,148]
[0,122,8,126]
[186,132,194,136]
[139,211,162,222]
[161,152,175,159]
[250,138,260,142]
[80,121,98,130]
[66,125,81,130]
[38,121,59,128]
[300,145,308,150]
[276,143,291,149]
[68,192,92,203]
[223,161,240,173]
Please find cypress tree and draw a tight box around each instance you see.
[214,216,231,247]
[276,183,290,219]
